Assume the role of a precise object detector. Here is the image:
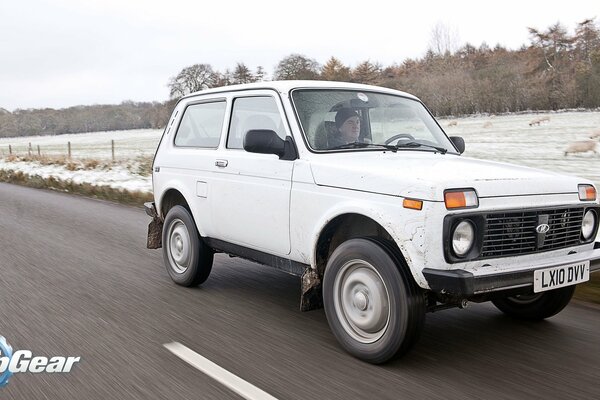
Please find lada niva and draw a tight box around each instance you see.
[145,81,600,363]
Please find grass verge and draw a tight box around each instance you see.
[0,168,152,206]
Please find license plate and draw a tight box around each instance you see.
[533,261,590,293]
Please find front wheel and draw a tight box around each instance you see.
[162,205,213,286]
[491,286,575,320]
[323,238,425,364]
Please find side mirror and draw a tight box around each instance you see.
[244,130,297,160]
[449,136,465,154]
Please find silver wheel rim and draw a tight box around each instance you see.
[508,293,543,304]
[166,219,192,274]
[333,260,391,344]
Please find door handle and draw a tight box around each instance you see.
[215,159,228,168]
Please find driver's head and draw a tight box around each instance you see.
[335,108,360,142]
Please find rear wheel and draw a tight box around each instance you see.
[162,205,213,286]
[491,286,575,320]
[323,238,425,364]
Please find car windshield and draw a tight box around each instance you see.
[291,89,457,153]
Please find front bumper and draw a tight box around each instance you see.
[423,242,600,297]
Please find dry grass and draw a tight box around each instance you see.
[2,153,153,176]
[84,159,100,169]
[128,155,153,177]
[0,169,152,206]
[2,154,112,171]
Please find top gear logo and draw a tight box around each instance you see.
[0,336,13,387]
[0,336,81,388]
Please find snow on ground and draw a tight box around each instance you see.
[443,110,600,187]
[0,128,163,160]
[0,110,599,194]
[0,159,152,193]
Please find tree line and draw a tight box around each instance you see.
[1,18,598,138]
[0,101,176,138]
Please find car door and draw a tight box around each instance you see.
[160,97,228,239]
[209,91,293,256]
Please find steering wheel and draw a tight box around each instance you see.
[384,133,415,145]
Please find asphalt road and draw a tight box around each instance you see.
[0,182,599,399]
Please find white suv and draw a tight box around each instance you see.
[145,81,600,363]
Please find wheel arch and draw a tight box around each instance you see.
[158,186,207,237]
[313,212,412,279]
[160,188,190,216]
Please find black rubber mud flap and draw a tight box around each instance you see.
[147,217,163,249]
[300,268,323,311]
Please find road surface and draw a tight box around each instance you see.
[0,183,599,399]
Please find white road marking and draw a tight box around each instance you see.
[163,342,279,400]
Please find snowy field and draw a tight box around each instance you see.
[0,128,163,160]
[0,110,599,192]
[443,110,600,187]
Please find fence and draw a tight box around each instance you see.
[0,139,145,162]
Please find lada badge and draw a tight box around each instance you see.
[536,224,550,234]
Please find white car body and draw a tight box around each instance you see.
[147,80,600,362]
[150,81,599,294]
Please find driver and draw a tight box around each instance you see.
[330,108,361,147]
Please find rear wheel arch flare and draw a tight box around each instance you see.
[160,189,190,218]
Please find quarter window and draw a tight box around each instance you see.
[174,101,226,148]
[227,97,286,149]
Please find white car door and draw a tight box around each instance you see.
[158,98,228,238]
[209,92,294,256]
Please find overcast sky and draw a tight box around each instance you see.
[0,0,597,111]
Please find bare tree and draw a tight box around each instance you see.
[274,54,320,80]
[528,23,573,72]
[255,66,267,81]
[574,18,600,64]
[428,21,460,56]
[214,69,233,87]
[168,64,218,98]
[232,63,256,84]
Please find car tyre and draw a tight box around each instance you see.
[162,205,213,286]
[323,238,426,364]
[491,286,575,320]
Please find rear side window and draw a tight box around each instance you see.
[174,101,226,148]
[227,96,286,149]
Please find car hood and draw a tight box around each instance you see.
[308,151,585,201]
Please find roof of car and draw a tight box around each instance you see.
[180,80,419,101]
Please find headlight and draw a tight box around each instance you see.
[452,220,475,257]
[581,210,597,240]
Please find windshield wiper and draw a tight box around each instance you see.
[328,141,447,154]
[393,141,448,154]
[328,142,396,151]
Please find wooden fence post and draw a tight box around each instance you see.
[37,145,41,156]
[111,140,115,162]
[8,145,11,155]
[28,142,32,157]
[68,142,71,159]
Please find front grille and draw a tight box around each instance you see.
[480,207,585,258]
